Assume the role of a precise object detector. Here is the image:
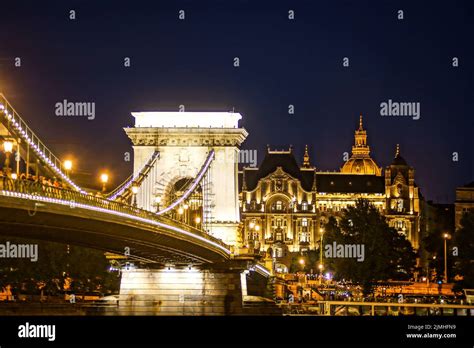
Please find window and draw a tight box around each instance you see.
[299,232,309,243]
[276,201,283,211]
[302,202,308,211]
[396,199,404,212]
[274,247,283,258]
[396,220,406,231]
[275,230,283,241]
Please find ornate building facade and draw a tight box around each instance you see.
[239,116,422,273]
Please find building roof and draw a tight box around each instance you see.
[241,148,385,194]
[390,144,408,166]
[316,173,385,193]
[242,149,315,191]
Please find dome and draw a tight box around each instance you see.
[390,144,408,166]
[340,115,382,176]
[391,155,407,166]
[341,158,382,175]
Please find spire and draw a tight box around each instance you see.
[395,144,400,157]
[303,145,310,167]
[242,169,247,190]
[352,115,369,155]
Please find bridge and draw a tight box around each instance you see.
[0,93,269,315]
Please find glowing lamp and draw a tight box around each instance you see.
[3,141,13,153]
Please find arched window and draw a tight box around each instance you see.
[275,200,283,211]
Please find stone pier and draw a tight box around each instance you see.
[117,267,244,315]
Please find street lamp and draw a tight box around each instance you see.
[3,140,13,176]
[154,196,161,212]
[299,258,305,269]
[319,228,324,283]
[100,173,109,192]
[131,183,138,206]
[318,263,324,285]
[64,160,73,177]
[195,216,201,228]
[443,233,451,283]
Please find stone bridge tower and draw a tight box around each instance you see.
[124,112,248,246]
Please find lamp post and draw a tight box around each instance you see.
[318,263,324,285]
[131,184,138,207]
[3,140,13,176]
[443,233,450,283]
[299,257,305,270]
[183,203,189,224]
[154,196,161,212]
[64,160,73,178]
[100,173,109,193]
[319,228,324,284]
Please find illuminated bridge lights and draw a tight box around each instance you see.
[0,189,231,256]
[0,99,86,194]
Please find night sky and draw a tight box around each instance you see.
[0,0,472,202]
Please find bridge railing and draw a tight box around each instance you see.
[0,94,84,193]
[0,178,228,249]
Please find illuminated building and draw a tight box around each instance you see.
[455,181,474,230]
[240,116,422,272]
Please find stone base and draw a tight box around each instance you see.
[117,267,244,315]
[207,222,239,246]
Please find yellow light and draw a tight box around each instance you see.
[299,258,305,265]
[183,204,189,210]
[195,216,201,224]
[318,264,324,270]
[443,233,449,239]
[319,228,324,234]
[3,141,13,153]
[255,225,260,231]
[131,185,138,194]
[64,160,73,171]
[178,207,184,215]
[11,173,17,180]
[100,173,109,184]
[155,196,161,203]
[249,221,255,229]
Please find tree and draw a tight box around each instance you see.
[453,211,474,292]
[0,237,120,300]
[323,199,416,295]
